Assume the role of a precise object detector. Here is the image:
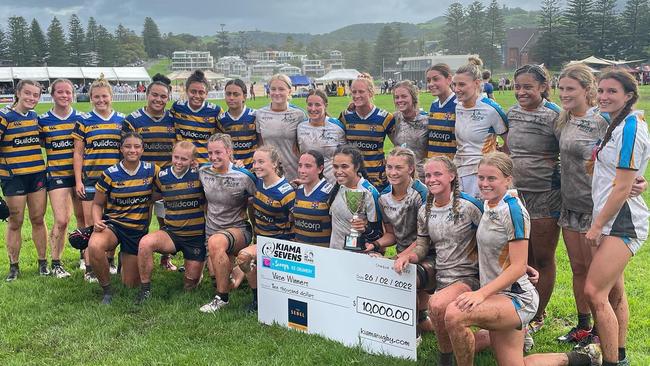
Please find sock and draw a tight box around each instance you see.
[591,325,598,336]
[107,257,115,266]
[38,259,47,268]
[567,350,591,366]
[217,292,229,302]
[51,259,61,268]
[9,262,19,270]
[418,309,429,323]
[438,352,454,366]
[618,347,626,361]
[85,265,93,274]
[141,282,151,292]
[577,312,591,330]
[252,288,258,302]
[101,283,112,296]
[80,251,84,259]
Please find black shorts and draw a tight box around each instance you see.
[106,222,147,256]
[163,227,206,261]
[46,176,75,191]
[416,257,437,294]
[82,176,100,201]
[1,171,46,196]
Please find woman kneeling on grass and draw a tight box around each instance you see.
[393,156,482,365]
[135,141,206,304]
[87,132,159,304]
[199,133,257,313]
[445,152,538,366]
[235,145,296,313]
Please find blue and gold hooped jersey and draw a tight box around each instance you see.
[339,107,395,190]
[72,110,124,180]
[38,109,83,179]
[217,107,258,170]
[123,108,175,168]
[95,161,159,232]
[293,178,333,247]
[171,100,221,164]
[0,107,45,178]
[155,166,205,237]
[428,93,457,159]
[252,177,295,240]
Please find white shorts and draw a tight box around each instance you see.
[153,199,165,218]
[460,174,480,199]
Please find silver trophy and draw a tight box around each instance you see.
[343,189,366,251]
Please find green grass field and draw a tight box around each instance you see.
[0,90,648,365]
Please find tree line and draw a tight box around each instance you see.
[534,0,650,68]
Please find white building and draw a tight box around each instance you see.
[302,59,325,77]
[279,66,301,76]
[215,56,247,77]
[171,51,214,71]
[396,54,478,82]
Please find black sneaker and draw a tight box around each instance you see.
[101,293,113,305]
[39,264,51,276]
[135,289,151,305]
[247,299,258,313]
[5,267,19,282]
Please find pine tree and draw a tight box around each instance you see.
[593,0,621,57]
[85,17,99,56]
[29,19,47,66]
[142,17,162,58]
[7,16,30,66]
[464,1,488,56]
[564,0,595,58]
[348,39,371,72]
[115,24,146,66]
[442,3,466,54]
[621,0,650,59]
[47,17,68,66]
[96,25,118,66]
[484,0,505,69]
[215,26,230,58]
[0,28,8,64]
[67,14,86,66]
[533,0,567,68]
[373,25,398,76]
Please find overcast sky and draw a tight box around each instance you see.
[0,0,540,35]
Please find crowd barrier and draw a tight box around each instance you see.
[0,90,226,105]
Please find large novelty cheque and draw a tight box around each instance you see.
[257,236,417,360]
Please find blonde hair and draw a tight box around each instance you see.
[353,72,375,97]
[207,133,233,151]
[556,64,597,130]
[89,75,113,98]
[479,152,514,178]
[173,140,198,159]
[388,146,416,178]
[256,145,284,177]
[392,80,419,107]
[269,74,292,89]
[456,56,483,80]
[423,156,461,223]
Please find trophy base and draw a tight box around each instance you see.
[344,235,364,251]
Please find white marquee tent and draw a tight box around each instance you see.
[315,69,362,83]
[0,67,151,83]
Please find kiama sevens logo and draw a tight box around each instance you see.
[261,242,275,257]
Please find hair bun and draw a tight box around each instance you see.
[468,56,483,67]
[192,70,205,79]
[152,73,171,85]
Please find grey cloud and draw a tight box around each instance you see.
[0,0,540,35]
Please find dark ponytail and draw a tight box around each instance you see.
[302,150,325,179]
[327,145,367,206]
[147,73,172,94]
[596,69,639,160]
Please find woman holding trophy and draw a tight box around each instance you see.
[328,145,382,250]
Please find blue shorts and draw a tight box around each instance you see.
[106,222,147,256]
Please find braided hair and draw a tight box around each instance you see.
[423,156,461,224]
[595,69,639,160]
